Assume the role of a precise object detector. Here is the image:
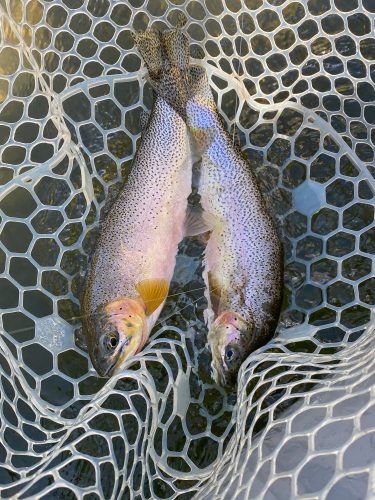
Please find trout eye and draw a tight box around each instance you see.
[225,349,234,360]
[224,345,241,370]
[104,332,119,351]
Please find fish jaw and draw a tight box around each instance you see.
[89,298,148,378]
[208,311,253,386]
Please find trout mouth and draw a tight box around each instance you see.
[91,337,131,377]
[210,338,242,387]
[90,327,131,378]
[99,335,132,378]
[92,325,143,378]
[208,312,251,387]
[89,299,148,378]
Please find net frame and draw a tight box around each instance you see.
[0,0,374,498]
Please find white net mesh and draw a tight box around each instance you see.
[0,0,374,498]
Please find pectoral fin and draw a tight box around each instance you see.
[184,206,213,237]
[136,279,169,315]
[208,271,222,316]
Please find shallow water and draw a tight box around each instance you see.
[0,0,374,498]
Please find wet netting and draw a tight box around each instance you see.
[0,0,374,498]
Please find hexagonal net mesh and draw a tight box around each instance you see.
[0,0,374,498]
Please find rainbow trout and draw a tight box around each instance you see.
[81,30,192,377]
[187,66,283,386]
[140,29,283,386]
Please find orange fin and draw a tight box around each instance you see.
[208,271,222,316]
[136,279,169,315]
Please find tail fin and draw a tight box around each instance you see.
[186,65,219,153]
[188,65,215,104]
[132,30,162,76]
[133,29,190,118]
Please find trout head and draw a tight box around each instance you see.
[89,298,148,377]
[208,311,256,387]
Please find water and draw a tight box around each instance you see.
[0,1,374,498]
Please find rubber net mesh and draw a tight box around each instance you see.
[0,0,374,498]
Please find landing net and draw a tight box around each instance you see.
[0,0,374,498]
